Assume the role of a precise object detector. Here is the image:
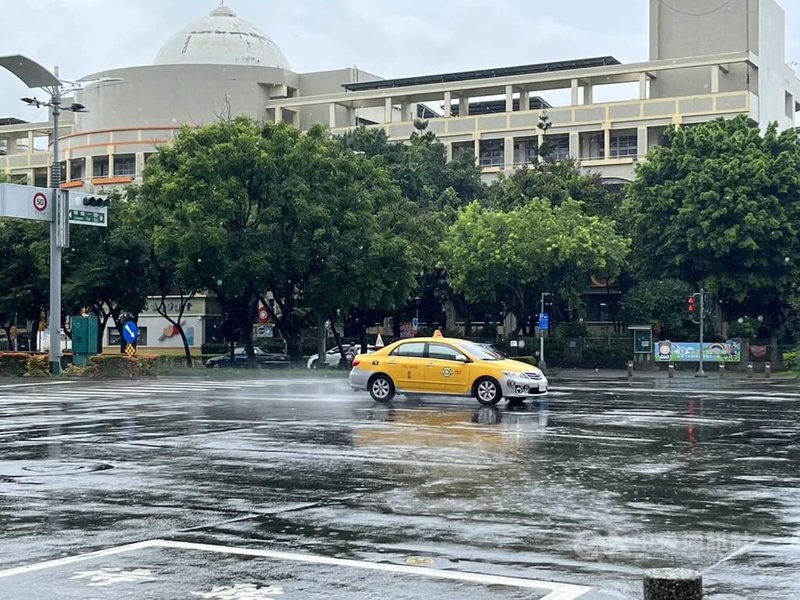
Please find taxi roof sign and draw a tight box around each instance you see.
[433,329,443,338]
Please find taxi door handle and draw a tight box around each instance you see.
[387,361,397,366]
[425,362,435,368]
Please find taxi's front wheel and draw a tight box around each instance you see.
[369,374,395,403]
[474,377,502,406]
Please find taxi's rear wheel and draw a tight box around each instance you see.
[474,377,502,406]
[369,374,395,403]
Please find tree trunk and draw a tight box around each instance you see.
[176,325,193,368]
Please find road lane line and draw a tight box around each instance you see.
[0,381,78,390]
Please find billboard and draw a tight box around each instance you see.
[655,340,741,363]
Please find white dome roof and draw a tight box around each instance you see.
[153,5,291,69]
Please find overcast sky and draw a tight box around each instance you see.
[1,0,799,122]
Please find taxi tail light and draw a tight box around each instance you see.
[352,358,361,367]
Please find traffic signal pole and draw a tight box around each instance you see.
[696,288,707,378]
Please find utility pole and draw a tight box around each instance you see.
[49,67,62,375]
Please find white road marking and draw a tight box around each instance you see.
[0,381,77,390]
[0,538,591,599]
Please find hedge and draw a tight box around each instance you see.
[0,352,51,377]
[89,354,159,378]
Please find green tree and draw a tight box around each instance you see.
[486,160,620,217]
[63,197,152,352]
[442,199,630,335]
[624,116,800,343]
[142,118,422,363]
[618,279,695,341]
[0,220,48,350]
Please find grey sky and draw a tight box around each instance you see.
[1,0,799,122]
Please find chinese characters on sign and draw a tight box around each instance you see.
[655,340,741,362]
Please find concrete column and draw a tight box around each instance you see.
[108,151,115,178]
[459,96,469,117]
[292,109,300,128]
[505,85,514,112]
[473,137,480,165]
[604,127,611,160]
[711,65,720,93]
[274,107,283,124]
[637,126,648,158]
[443,91,452,118]
[384,97,393,123]
[327,104,336,128]
[504,136,514,169]
[639,73,649,99]
[520,89,530,111]
[569,132,579,160]
[85,155,93,181]
[571,79,580,105]
[135,152,145,180]
[27,130,34,153]
[537,132,545,162]
[65,158,71,182]
[584,83,594,104]
[445,141,453,162]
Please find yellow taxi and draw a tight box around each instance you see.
[349,335,548,405]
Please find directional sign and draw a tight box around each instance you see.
[68,209,106,226]
[0,183,53,222]
[122,321,139,344]
[538,313,550,331]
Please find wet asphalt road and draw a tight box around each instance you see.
[0,373,798,599]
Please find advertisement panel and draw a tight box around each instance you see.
[654,340,742,363]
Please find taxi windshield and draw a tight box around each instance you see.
[457,342,504,361]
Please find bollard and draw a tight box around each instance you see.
[668,363,675,379]
[747,363,754,378]
[627,361,634,378]
[643,568,703,600]
[719,363,725,378]
[765,362,771,378]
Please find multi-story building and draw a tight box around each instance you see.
[2,0,797,190]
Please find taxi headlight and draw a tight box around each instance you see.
[503,370,522,378]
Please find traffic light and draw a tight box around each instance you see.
[81,195,109,208]
[687,295,696,313]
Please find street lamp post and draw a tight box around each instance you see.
[1,55,86,374]
[695,288,707,378]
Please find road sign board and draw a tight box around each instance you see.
[538,313,550,330]
[68,209,106,226]
[122,321,139,344]
[0,183,53,222]
[412,317,419,330]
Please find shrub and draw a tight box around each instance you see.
[90,354,160,378]
[25,354,50,377]
[0,353,32,376]
[783,350,800,370]
[64,364,94,378]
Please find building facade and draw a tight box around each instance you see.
[2,0,799,189]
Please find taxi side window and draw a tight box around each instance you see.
[427,343,461,361]
[391,342,426,357]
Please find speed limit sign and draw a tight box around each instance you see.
[32,192,48,213]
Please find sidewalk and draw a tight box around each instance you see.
[545,367,793,381]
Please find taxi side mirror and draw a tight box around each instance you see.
[455,354,468,363]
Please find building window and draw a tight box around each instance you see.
[580,132,605,160]
[610,133,638,158]
[546,135,570,162]
[513,137,538,165]
[479,139,504,167]
[70,158,85,181]
[93,158,109,178]
[113,155,136,176]
[451,141,475,161]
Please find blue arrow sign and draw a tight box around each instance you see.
[122,321,139,344]
[538,313,549,331]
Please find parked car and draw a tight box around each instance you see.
[307,344,376,369]
[205,347,290,368]
[349,335,547,405]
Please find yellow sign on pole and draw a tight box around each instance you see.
[125,343,136,357]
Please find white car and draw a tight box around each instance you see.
[307,344,376,369]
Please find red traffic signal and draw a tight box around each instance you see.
[687,296,696,312]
